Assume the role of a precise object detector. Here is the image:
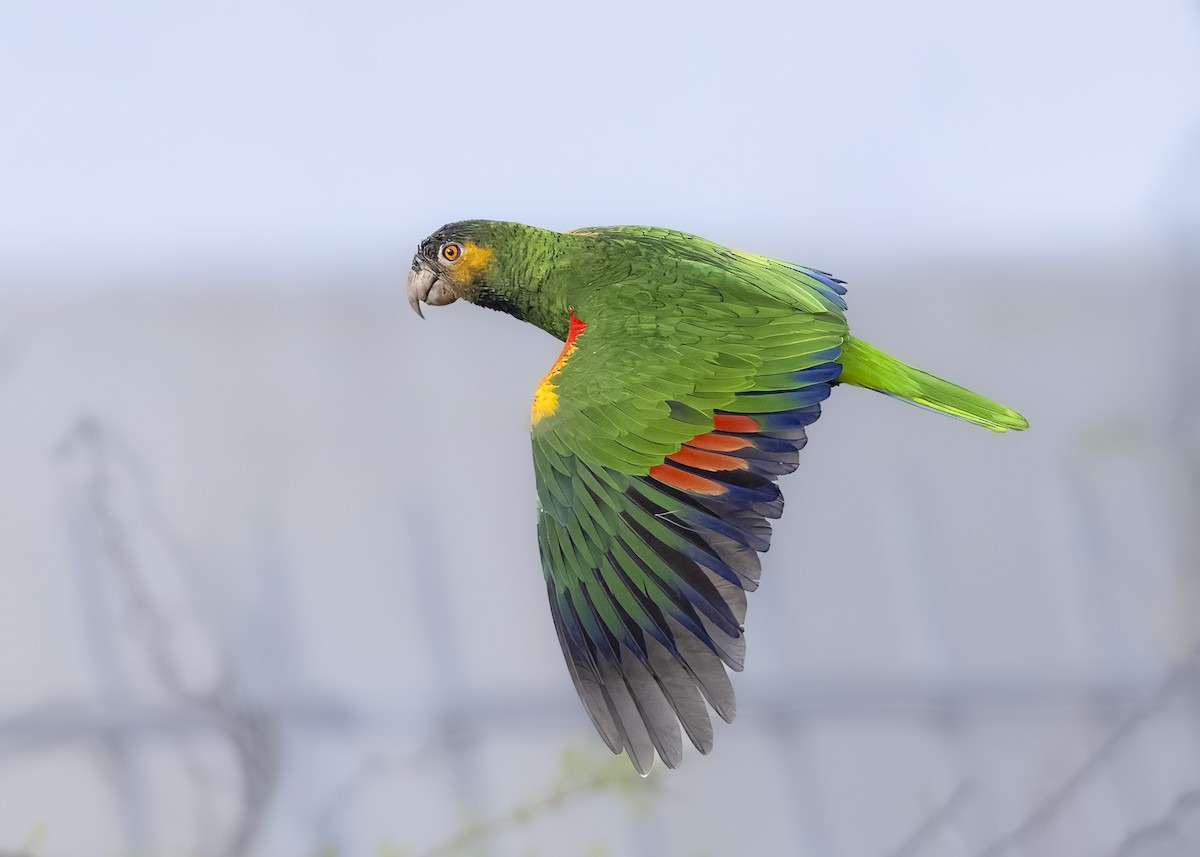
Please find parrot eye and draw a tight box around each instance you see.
[441,242,463,263]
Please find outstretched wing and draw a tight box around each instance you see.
[533,231,848,773]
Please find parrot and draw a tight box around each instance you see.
[407,220,1027,774]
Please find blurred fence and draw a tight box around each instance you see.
[0,250,1196,857]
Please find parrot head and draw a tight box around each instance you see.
[407,220,578,339]
[407,220,508,318]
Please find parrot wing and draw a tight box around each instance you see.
[532,246,847,773]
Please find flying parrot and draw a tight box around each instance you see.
[407,220,1027,774]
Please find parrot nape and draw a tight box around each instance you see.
[407,220,1027,774]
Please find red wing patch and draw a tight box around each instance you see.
[686,433,753,453]
[666,446,749,472]
[712,413,759,433]
[648,463,727,496]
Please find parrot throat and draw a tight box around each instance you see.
[531,309,587,426]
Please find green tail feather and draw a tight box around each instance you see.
[838,337,1028,433]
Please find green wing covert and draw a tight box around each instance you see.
[531,238,849,772]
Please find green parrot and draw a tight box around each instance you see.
[407,220,1026,774]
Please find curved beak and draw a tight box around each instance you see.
[407,263,460,318]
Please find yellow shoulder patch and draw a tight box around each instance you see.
[531,310,588,426]
[531,343,576,425]
[531,379,560,425]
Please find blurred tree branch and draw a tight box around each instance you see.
[56,418,281,857]
[885,784,972,857]
[1109,787,1200,857]
[417,748,657,857]
[975,646,1200,857]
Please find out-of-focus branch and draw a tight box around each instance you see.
[880,648,1200,857]
[419,749,657,857]
[884,784,972,857]
[56,417,281,857]
[315,742,445,844]
[975,647,1200,857]
[57,418,233,702]
[1109,787,1200,857]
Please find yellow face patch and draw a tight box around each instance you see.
[443,240,493,287]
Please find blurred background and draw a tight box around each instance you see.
[2,1,1199,855]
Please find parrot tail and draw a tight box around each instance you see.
[838,336,1029,433]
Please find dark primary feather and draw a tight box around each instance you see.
[540,387,834,772]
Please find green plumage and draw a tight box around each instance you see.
[408,220,1027,774]
[839,337,1028,431]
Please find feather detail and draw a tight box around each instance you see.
[532,295,845,771]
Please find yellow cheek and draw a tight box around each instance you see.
[445,241,493,285]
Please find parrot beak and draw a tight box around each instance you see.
[406,263,460,318]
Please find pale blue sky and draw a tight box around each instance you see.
[2,0,1197,271]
